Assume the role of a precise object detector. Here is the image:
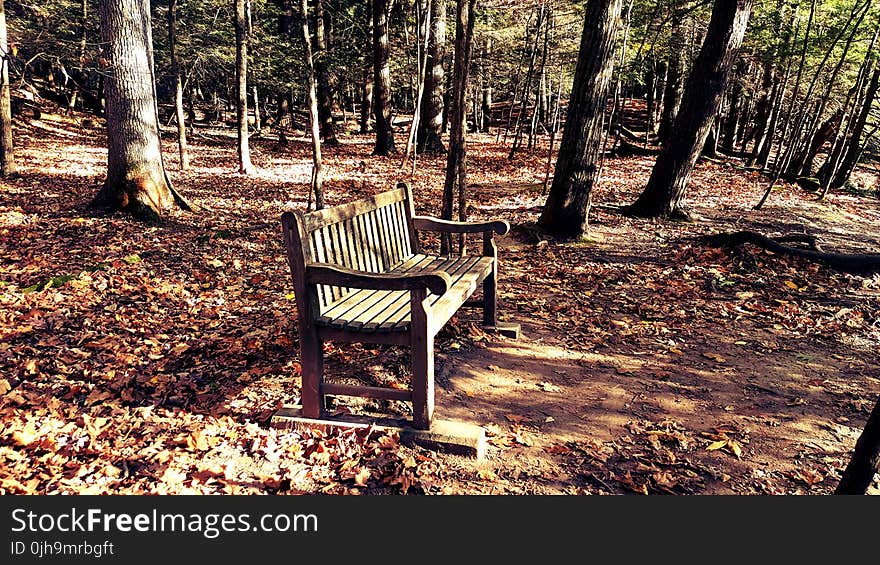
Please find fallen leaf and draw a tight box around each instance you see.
[354,467,371,487]
[702,352,725,363]
[706,440,728,451]
[727,440,743,458]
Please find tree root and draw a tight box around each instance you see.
[698,230,880,274]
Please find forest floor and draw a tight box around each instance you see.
[2,111,880,495]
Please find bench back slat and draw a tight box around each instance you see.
[287,185,417,316]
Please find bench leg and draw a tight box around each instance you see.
[300,331,324,419]
[482,263,498,327]
[410,290,434,430]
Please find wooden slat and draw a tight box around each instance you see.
[304,187,407,231]
[367,210,389,271]
[382,205,401,268]
[353,214,375,273]
[397,200,413,258]
[369,256,463,332]
[309,229,330,310]
[379,255,486,332]
[333,255,436,331]
[316,254,434,330]
[321,382,413,402]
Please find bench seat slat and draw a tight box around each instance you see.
[314,253,493,333]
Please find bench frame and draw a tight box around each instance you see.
[281,182,515,430]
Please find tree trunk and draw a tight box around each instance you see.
[627,0,752,219]
[252,84,261,131]
[234,0,254,174]
[441,0,476,254]
[417,0,446,153]
[168,0,189,170]
[835,395,880,495]
[92,0,181,221]
[827,64,880,190]
[481,36,492,133]
[313,0,338,146]
[0,0,16,178]
[360,59,373,133]
[657,14,684,145]
[746,60,777,165]
[300,0,323,209]
[372,0,396,155]
[537,0,622,239]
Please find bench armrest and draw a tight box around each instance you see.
[305,264,451,296]
[412,215,510,236]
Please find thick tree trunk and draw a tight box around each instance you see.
[441,0,476,254]
[657,14,684,145]
[537,0,622,238]
[168,0,189,170]
[234,0,254,174]
[92,0,178,220]
[313,0,338,146]
[627,0,752,219]
[372,0,396,155]
[417,0,446,153]
[300,0,323,209]
[835,395,880,495]
[0,0,15,178]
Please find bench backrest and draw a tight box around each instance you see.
[282,184,420,316]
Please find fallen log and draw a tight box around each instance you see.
[698,230,880,274]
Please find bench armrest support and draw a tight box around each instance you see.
[412,215,510,236]
[306,264,451,296]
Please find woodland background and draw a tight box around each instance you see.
[0,0,879,494]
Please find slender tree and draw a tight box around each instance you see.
[537,0,622,238]
[372,0,396,155]
[92,0,188,220]
[441,0,477,253]
[313,0,338,146]
[627,0,753,219]
[0,0,15,178]
[657,12,684,145]
[168,0,189,170]
[417,0,446,153]
[300,0,324,209]
[234,0,254,174]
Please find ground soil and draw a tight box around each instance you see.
[2,110,879,495]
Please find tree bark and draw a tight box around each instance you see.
[835,395,880,495]
[313,0,338,146]
[360,60,373,134]
[627,0,752,219]
[537,0,622,239]
[372,0,396,155]
[234,0,254,174]
[300,0,323,209]
[827,64,880,190]
[441,0,476,254]
[0,0,16,178]
[657,14,684,145]
[168,0,189,170]
[417,0,446,154]
[92,0,180,220]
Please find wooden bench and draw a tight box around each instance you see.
[281,182,518,430]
